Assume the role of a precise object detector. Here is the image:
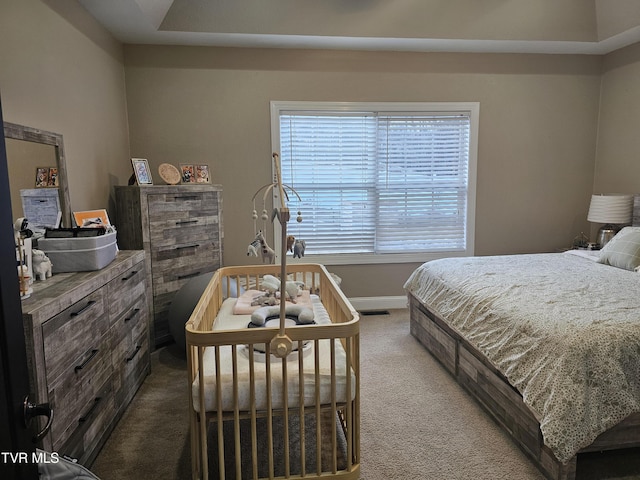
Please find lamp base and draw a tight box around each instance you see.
[597,224,621,248]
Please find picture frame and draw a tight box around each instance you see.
[47,167,59,187]
[195,164,210,183]
[131,158,153,185]
[73,209,111,228]
[180,164,196,183]
[35,167,49,188]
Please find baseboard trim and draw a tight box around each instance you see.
[348,295,408,312]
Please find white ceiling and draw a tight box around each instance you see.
[77,0,640,55]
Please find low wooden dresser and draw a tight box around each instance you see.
[20,250,150,465]
[114,185,223,347]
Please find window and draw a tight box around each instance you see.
[270,101,478,265]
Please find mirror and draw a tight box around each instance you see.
[3,122,71,228]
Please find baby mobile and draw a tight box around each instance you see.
[248,152,304,264]
[248,153,304,359]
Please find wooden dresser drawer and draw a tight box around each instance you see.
[42,289,108,386]
[48,332,113,450]
[58,380,115,462]
[151,241,219,291]
[107,264,147,322]
[112,320,150,409]
[147,190,219,222]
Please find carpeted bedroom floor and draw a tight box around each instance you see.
[90,309,640,480]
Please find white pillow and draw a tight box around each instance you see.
[598,226,640,271]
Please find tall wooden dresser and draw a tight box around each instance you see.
[21,250,150,465]
[114,185,223,347]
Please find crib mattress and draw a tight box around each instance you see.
[192,295,356,413]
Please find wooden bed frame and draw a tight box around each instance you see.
[409,293,640,480]
[186,263,360,480]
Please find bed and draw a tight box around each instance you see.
[405,222,640,480]
[186,263,360,480]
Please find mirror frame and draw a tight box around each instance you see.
[3,122,71,228]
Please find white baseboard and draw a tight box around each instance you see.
[348,295,408,312]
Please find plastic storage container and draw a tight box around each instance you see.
[38,231,117,273]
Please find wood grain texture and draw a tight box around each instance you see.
[115,185,223,347]
[21,251,150,464]
[408,293,640,480]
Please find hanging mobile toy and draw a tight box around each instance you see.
[249,153,302,264]
[247,153,304,359]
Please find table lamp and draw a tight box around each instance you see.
[587,194,634,248]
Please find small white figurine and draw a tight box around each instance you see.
[32,249,53,281]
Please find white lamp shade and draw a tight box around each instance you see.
[587,194,634,224]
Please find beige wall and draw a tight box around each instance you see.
[123,46,602,298]
[595,43,640,196]
[0,0,130,218]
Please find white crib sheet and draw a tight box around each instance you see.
[192,295,356,412]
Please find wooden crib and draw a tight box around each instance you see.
[186,263,360,480]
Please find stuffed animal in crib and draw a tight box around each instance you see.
[293,239,306,258]
[284,280,303,302]
[32,249,53,281]
[261,274,280,295]
[258,275,303,303]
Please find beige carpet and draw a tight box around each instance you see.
[91,309,640,480]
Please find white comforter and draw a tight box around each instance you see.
[404,252,640,463]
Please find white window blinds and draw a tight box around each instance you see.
[276,103,476,259]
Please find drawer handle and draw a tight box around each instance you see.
[124,308,140,323]
[121,270,138,281]
[74,349,99,373]
[126,345,142,363]
[177,271,201,280]
[175,243,200,250]
[172,195,199,201]
[78,397,101,423]
[176,219,198,225]
[70,300,96,318]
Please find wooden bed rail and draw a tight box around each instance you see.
[186,264,360,480]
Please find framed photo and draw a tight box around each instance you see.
[180,164,196,183]
[131,158,153,185]
[195,164,210,183]
[35,167,49,188]
[73,209,111,228]
[47,167,59,187]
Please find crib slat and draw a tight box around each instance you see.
[330,339,338,474]
[314,339,322,476]
[281,357,290,478]
[215,346,225,480]
[345,337,353,470]
[231,345,242,479]
[265,344,274,478]
[249,346,258,480]
[298,342,306,476]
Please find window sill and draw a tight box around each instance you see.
[278,250,472,266]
